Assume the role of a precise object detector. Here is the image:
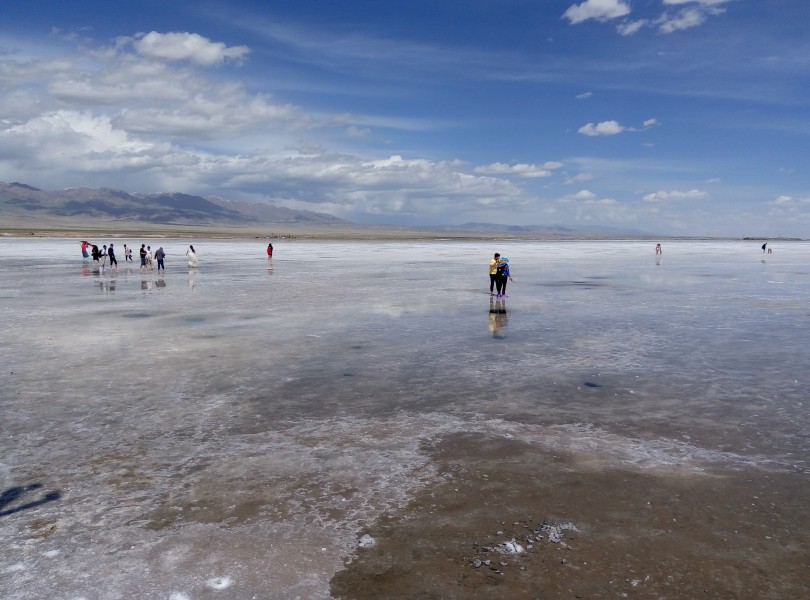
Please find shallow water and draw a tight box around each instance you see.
[1,238,808,599]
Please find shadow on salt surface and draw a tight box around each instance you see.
[0,483,61,517]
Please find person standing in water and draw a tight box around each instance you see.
[267,243,273,258]
[488,253,500,296]
[108,243,118,269]
[139,244,147,270]
[655,243,663,255]
[186,245,199,268]
[81,241,91,259]
[495,256,514,298]
[154,246,166,272]
[762,242,767,254]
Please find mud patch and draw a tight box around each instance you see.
[330,432,810,600]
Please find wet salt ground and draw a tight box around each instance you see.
[1,238,809,599]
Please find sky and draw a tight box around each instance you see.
[1,0,808,236]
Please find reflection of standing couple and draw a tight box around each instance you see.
[488,252,514,298]
[488,296,508,339]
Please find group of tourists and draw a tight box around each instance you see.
[81,240,198,271]
[488,252,514,298]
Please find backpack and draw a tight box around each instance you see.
[496,262,507,275]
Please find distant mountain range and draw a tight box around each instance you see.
[426,222,652,236]
[1,181,657,237]
[0,181,350,227]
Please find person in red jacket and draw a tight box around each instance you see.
[267,243,273,258]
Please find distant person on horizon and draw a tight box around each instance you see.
[267,243,273,258]
[762,242,767,254]
[655,243,662,255]
[489,253,500,296]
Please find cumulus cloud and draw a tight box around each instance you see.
[578,120,625,136]
[578,118,659,136]
[130,32,250,66]
[0,30,540,223]
[770,195,810,207]
[561,189,597,202]
[642,189,709,202]
[475,161,563,178]
[563,0,630,24]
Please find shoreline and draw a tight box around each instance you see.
[1,227,799,242]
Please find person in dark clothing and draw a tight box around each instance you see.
[139,244,147,270]
[154,247,166,271]
[108,243,117,268]
[495,257,514,298]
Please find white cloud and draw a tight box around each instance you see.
[576,91,593,100]
[657,8,707,33]
[770,195,810,207]
[643,189,709,202]
[563,0,631,24]
[578,120,625,136]
[475,161,562,178]
[663,0,731,6]
[130,32,250,66]
[0,31,545,222]
[578,118,658,136]
[617,20,648,36]
[564,172,594,184]
[560,189,597,202]
[656,1,730,34]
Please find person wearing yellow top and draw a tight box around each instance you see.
[489,252,500,296]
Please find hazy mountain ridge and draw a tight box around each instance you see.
[1,181,669,237]
[0,182,350,226]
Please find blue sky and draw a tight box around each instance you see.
[1,0,808,236]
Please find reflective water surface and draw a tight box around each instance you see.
[1,238,808,599]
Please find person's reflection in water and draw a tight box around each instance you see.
[188,269,197,290]
[655,254,662,266]
[488,296,509,339]
[155,278,166,288]
[141,279,151,291]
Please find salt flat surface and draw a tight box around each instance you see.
[1,238,808,599]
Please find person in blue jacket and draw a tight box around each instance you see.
[495,257,514,298]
